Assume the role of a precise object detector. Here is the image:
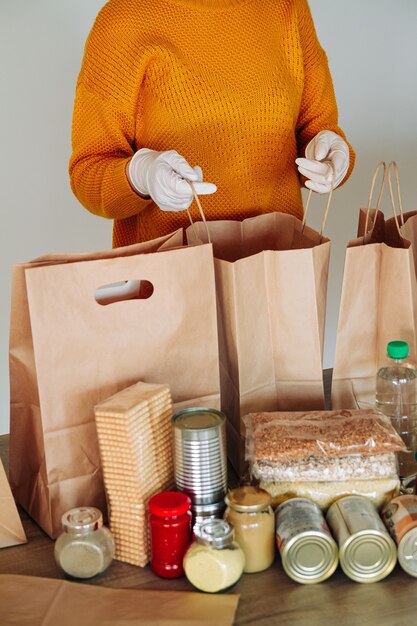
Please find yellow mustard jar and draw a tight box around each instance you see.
[225,486,275,573]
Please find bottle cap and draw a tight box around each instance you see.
[195,518,234,548]
[387,340,409,359]
[62,507,103,534]
[148,491,191,518]
[225,486,272,512]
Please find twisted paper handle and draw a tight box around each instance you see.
[185,180,211,244]
[301,169,335,236]
[364,161,387,235]
[387,160,404,236]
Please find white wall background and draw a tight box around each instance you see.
[1,1,416,434]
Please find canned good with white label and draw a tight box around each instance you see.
[326,495,396,583]
[275,497,338,584]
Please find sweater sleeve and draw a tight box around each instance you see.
[294,0,355,183]
[69,8,150,220]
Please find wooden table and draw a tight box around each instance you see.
[2,381,417,625]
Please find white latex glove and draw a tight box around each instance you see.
[295,130,349,194]
[128,148,217,212]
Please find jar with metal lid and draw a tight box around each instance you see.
[183,519,245,593]
[148,491,192,578]
[224,486,275,573]
[54,507,115,579]
[192,500,226,536]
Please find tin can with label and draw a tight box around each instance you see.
[326,495,396,583]
[173,408,227,506]
[381,494,417,577]
[275,498,338,584]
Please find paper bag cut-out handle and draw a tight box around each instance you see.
[95,279,154,305]
[363,161,387,235]
[387,160,405,234]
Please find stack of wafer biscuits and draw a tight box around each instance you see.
[94,381,175,567]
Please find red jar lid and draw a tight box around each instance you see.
[148,491,191,517]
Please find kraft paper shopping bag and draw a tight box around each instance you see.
[0,459,27,549]
[0,575,239,626]
[186,191,331,473]
[331,162,417,409]
[9,230,221,537]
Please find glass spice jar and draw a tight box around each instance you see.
[148,491,192,578]
[183,518,245,593]
[224,486,275,573]
[54,507,115,579]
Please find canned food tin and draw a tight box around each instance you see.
[275,498,338,584]
[326,495,396,583]
[173,408,227,506]
[381,494,417,577]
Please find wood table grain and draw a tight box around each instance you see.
[2,370,417,625]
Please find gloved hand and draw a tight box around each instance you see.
[295,130,349,194]
[127,148,217,212]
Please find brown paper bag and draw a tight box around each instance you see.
[0,575,239,626]
[331,162,417,409]
[186,192,331,473]
[0,459,27,549]
[9,231,221,538]
[386,160,417,278]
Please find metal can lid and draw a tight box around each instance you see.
[282,531,338,584]
[340,530,397,583]
[62,507,103,534]
[398,527,417,577]
[195,518,234,548]
[173,408,225,432]
[225,486,272,512]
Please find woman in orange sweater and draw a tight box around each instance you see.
[69,0,354,248]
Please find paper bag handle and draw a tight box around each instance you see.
[302,179,334,236]
[364,161,387,234]
[187,177,333,240]
[185,181,212,244]
[387,160,405,234]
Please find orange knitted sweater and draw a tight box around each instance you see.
[69,0,354,248]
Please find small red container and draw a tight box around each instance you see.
[148,491,192,578]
